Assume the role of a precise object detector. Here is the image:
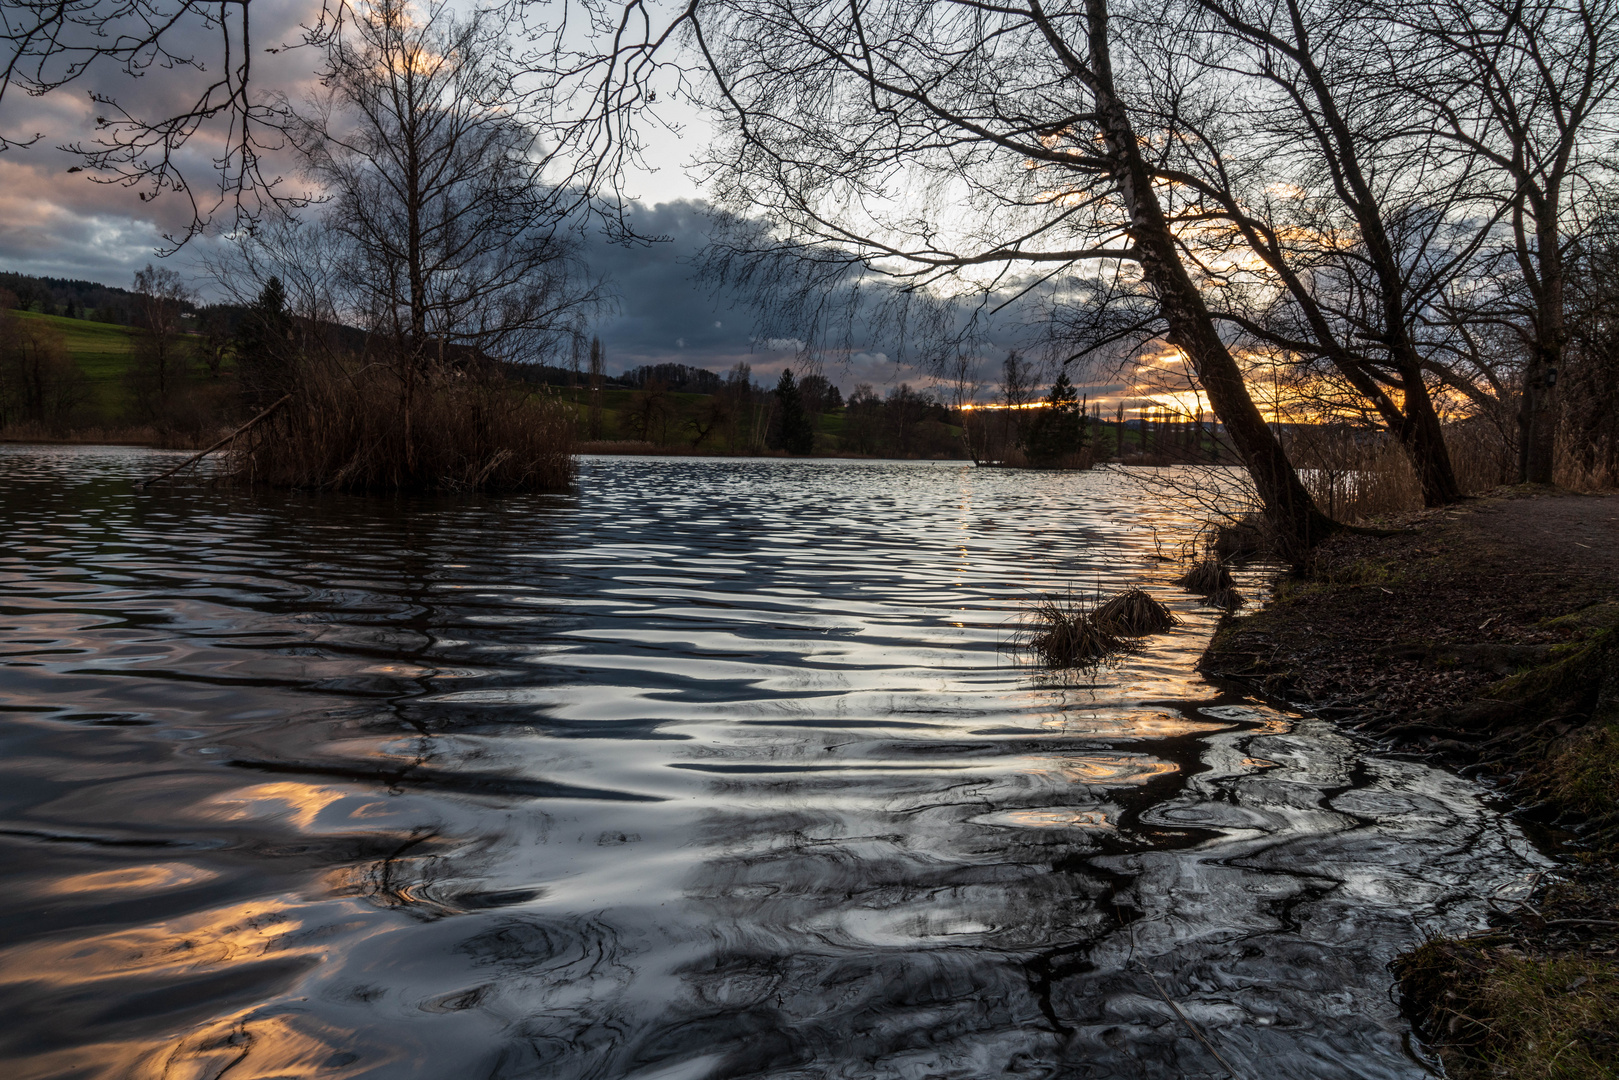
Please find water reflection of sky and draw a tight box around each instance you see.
[0,448,1545,1079]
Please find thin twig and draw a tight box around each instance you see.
[1140,966,1247,1080]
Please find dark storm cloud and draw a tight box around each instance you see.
[581,199,934,392]
[579,199,1080,396]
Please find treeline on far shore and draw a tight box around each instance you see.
[0,269,1229,471]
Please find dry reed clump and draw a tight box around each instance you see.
[1014,592,1129,669]
[1093,587,1180,635]
[1176,556,1233,596]
[227,362,575,492]
[1016,586,1186,668]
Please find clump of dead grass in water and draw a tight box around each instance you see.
[1093,587,1180,636]
[1014,591,1129,670]
[1397,938,1619,1080]
[227,362,575,492]
[1015,586,1184,669]
[1176,555,1233,595]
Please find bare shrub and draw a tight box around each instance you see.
[227,362,574,492]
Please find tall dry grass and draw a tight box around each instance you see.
[1555,436,1618,492]
[1285,420,1515,522]
[226,361,575,492]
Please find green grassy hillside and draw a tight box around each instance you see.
[12,310,138,418]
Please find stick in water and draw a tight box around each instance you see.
[138,394,293,488]
[1140,966,1247,1080]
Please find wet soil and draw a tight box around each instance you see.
[1202,487,1619,1077]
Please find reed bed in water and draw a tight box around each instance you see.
[226,363,575,493]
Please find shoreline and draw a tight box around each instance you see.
[1201,488,1618,1078]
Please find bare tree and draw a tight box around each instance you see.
[1113,0,1488,506]
[1385,0,1619,484]
[677,0,1333,556]
[0,297,87,429]
[127,262,192,419]
[288,0,601,383]
[1562,206,1619,484]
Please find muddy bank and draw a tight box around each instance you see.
[1202,488,1619,1078]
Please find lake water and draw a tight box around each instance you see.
[0,447,1545,1079]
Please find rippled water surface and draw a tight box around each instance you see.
[0,447,1545,1079]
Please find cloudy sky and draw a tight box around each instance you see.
[0,2,1149,402]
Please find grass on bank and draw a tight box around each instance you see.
[1396,939,1619,1080]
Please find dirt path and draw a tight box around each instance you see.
[1465,492,1619,577]
[1205,490,1618,723]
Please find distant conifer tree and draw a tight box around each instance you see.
[235,277,294,404]
[774,368,814,454]
[1020,371,1085,467]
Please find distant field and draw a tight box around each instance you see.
[10,311,229,422]
[12,310,138,418]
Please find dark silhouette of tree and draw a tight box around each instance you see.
[625,378,677,443]
[587,335,606,440]
[774,368,814,454]
[195,308,234,379]
[234,277,294,405]
[681,0,1333,556]
[1384,0,1619,484]
[1021,372,1087,467]
[0,296,87,429]
[289,0,597,379]
[126,263,191,420]
[1563,211,1619,484]
[798,374,843,414]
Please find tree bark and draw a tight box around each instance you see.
[1077,0,1334,559]
[1520,209,1565,485]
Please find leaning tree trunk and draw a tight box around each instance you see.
[1389,350,1463,505]
[1080,0,1335,561]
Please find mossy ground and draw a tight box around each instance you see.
[1397,937,1619,1079]
[1202,489,1619,1079]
